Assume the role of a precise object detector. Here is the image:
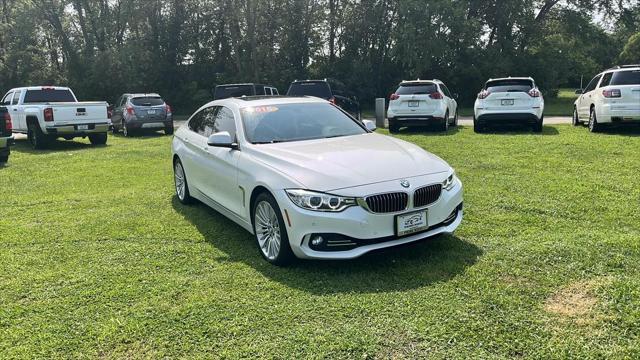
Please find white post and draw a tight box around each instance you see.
[375,98,386,128]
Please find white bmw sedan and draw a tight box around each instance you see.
[172,96,463,265]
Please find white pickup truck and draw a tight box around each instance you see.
[0,86,110,149]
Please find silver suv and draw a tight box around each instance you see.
[111,93,174,136]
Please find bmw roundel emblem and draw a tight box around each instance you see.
[400,180,410,188]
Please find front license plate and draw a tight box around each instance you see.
[501,99,514,106]
[408,100,420,107]
[147,110,156,115]
[77,125,89,131]
[396,210,428,237]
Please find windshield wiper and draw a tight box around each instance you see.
[252,140,287,144]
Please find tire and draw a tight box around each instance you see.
[122,121,132,137]
[473,118,483,133]
[27,122,52,149]
[111,123,119,135]
[572,108,581,126]
[0,155,8,163]
[174,158,193,205]
[165,125,174,136]
[441,112,450,131]
[252,192,294,266]
[533,117,543,133]
[452,110,459,127]
[588,107,600,133]
[389,121,399,133]
[89,133,108,145]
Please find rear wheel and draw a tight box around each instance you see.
[165,124,174,135]
[588,107,600,133]
[111,123,119,134]
[28,122,52,149]
[252,192,294,266]
[533,117,543,133]
[441,112,449,131]
[572,108,581,126]
[89,133,108,145]
[0,154,8,163]
[389,120,399,133]
[174,158,193,204]
[122,121,132,137]
[452,110,459,126]
[473,117,483,133]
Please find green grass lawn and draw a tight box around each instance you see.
[2,125,640,358]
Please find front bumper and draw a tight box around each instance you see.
[275,177,464,260]
[45,123,110,136]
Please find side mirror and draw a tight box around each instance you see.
[207,131,238,149]
[363,119,377,132]
[575,89,583,95]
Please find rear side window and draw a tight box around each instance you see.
[287,82,332,99]
[23,89,76,103]
[486,79,533,93]
[1,92,12,105]
[214,85,254,100]
[610,70,640,85]
[396,84,437,95]
[131,97,164,106]
[599,73,613,87]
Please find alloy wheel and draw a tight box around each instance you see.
[254,201,281,260]
[174,162,186,200]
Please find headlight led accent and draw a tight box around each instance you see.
[443,170,456,191]
[285,189,356,212]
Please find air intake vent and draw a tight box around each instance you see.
[413,184,442,208]
[365,192,408,213]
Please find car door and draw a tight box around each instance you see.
[11,90,26,130]
[579,75,601,119]
[113,95,128,127]
[180,107,212,193]
[197,106,243,216]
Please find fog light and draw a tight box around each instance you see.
[311,235,324,246]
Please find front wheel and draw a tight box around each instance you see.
[452,110,459,126]
[252,192,294,266]
[89,133,108,145]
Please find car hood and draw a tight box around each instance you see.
[249,133,451,192]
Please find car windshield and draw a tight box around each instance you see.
[610,70,640,85]
[241,103,367,144]
[287,82,332,99]
[214,85,254,100]
[485,79,533,93]
[23,89,76,103]
[131,96,164,106]
[396,84,437,95]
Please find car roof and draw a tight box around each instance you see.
[487,77,534,82]
[602,65,640,73]
[399,79,441,85]
[8,86,72,91]
[126,93,162,98]
[200,96,327,110]
[215,83,266,87]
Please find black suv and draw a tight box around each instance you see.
[213,84,279,100]
[0,107,13,164]
[287,79,361,120]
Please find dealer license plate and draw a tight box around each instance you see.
[77,125,89,131]
[396,210,428,236]
[408,100,420,107]
[501,99,514,106]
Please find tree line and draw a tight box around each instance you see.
[0,0,638,113]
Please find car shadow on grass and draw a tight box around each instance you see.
[478,124,559,135]
[11,138,106,154]
[393,125,461,136]
[595,123,640,137]
[172,197,482,295]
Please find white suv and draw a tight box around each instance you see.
[387,79,458,133]
[473,77,544,133]
[573,65,640,132]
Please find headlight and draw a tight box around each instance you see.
[443,170,457,191]
[285,189,356,212]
